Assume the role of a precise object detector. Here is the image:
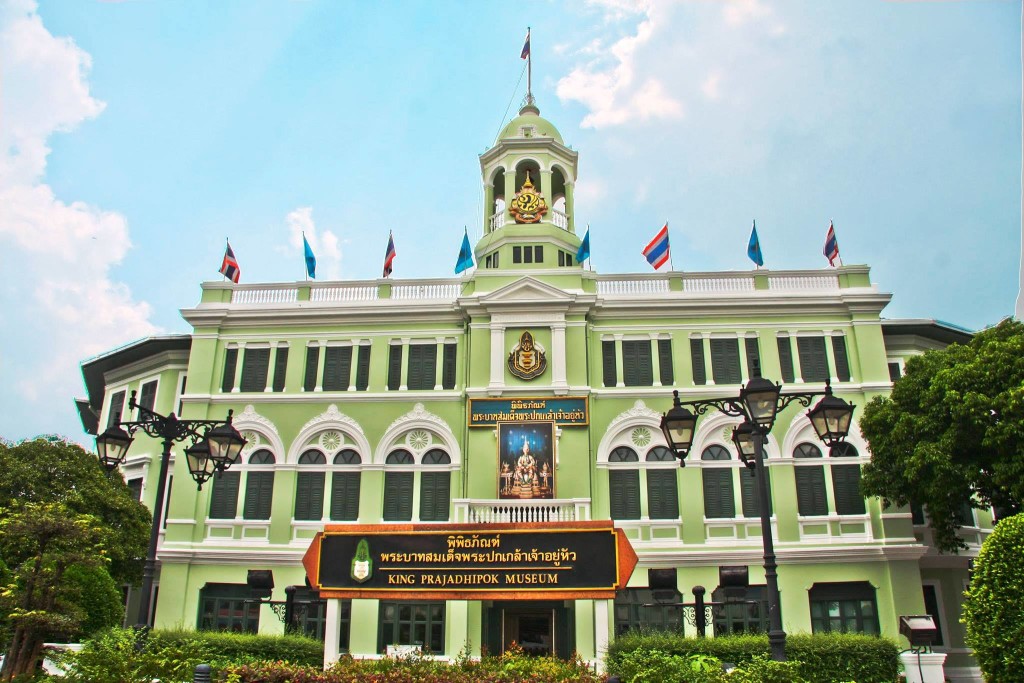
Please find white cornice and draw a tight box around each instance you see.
[636,543,927,567]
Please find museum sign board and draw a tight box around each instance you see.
[468,397,588,427]
[302,521,638,601]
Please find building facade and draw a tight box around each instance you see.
[78,102,985,680]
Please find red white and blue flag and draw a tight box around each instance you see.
[823,220,840,266]
[642,223,670,270]
[219,240,240,283]
[520,29,531,59]
[382,232,396,278]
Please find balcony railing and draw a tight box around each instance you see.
[452,498,591,524]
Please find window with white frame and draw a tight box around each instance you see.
[294,450,327,521]
[607,444,680,521]
[382,448,452,522]
[793,442,866,516]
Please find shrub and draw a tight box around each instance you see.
[157,628,324,667]
[963,512,1024,682]
[54,627,213,683]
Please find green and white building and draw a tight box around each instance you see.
[77,100,985,681]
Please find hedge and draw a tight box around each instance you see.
[606,631,901,683]
[155,628,324,667]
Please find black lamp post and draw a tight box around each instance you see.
[660,372,855,661]
[95,391,246,629]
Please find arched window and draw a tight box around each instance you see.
[608,446,640,520]
[829,443,865,515]
[383,450,415,521]
[793,443,827,516]
[244,449,276,520]
[330,449,362,521]
[419,449,451,522]
[294,450,326,521]
[645,446,679,520]
[701,445,735,519]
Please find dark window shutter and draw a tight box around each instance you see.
[294,471,325,520]
[831,464,865,514]
[602,341,617,387]
[383,472,414,521]
[622,340,653,387]
[240,348,271,392]
[323,347,353,391]
[272,347,289,392]
[888,362,902,382]
[745,337,761,378]
[408,345,437,390]
[127,477,143,501]
[513,246,522,263]
[303,346,320,391]
[209,470,240,519]
[355,345,371,391]
[777,337,794,383]
[832,336,851,382]
[609,470,641,520]
[795,466,828,516]
[107,390,126,428]
[797,336,829,382]
[221,348,238,392]
[330,472,361,521]
[710,338,742,384]
[740,467,772,517]
[442,343,457,390]
[419,472,451,521]
[387,345,402,390]
[921,586,945,646]
[658,339,674,385]
[138,381,157,412]
[702,469,736,518]
[647,469,679,519]
[690,338,707,385]
[243,472,275,520]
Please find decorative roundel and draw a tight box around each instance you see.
[241,431,261,455]
[406,429,431,452]
[319,430,343,453]
[631,427,652,448]
[722,427,733,441]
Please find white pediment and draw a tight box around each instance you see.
[478,276,576,306]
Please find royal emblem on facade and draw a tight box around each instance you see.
[351,538,373,583]
[509,172,548,224]
[508,330,547,380]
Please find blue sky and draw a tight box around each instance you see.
[0,0,1020,443]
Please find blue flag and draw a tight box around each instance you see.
[576,227,591,264]
[303,233,316,279]
[747,221,763,267]
[455,229,474,274]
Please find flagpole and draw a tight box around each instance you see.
[302,231,308,281]
[667,221,674,272]
[833,218,843,267]
[527,27,532,103]
[223,237,229,282]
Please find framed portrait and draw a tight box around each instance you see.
[498,421,555,500]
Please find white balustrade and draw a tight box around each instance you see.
[230,287,299,304]
[683,276,755,293]
[768,275,839,291]
[597,278,671,295]
[310,285,378,302]
[550,209,569,229]
[452,498,591,524]
[392,283,461,300]
[489,213,506,230]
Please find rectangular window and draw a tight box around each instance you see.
[303,346,320,392]
[387,345,403,390]
[407,344,437,391]
[888,362,902,382]
[601,340,617,388]
[740,467,772,517]
[208,470,240,519]
[221,348,238,393]
[419,472,451,521]
[513,246,522,263]
[240,347,271,392]
[658,339,674,386]
[565,252,572,267]
[272,346,289,392]
[710,338,742,385]
[330,472,361,521]
[523,246,533,263]
[921,585,945,647]
[609,470,641,520]
[177,374,187,415]
[294,471,326,521]
[534,245,543,263]
[713,585,769,636]
[127,477,143,501]
[832,335,851,382]
[138,380,157,413]
[492,252,499,268]
[690,338,707,385]
[702,468,736,519]
[621,340,653,387]
[797,336,829,382]
[777,337,795,383]
[323,346,353,391]
[441,343,457,390]
[243,471,275,520]
[198,584,260,633]
[795,466,828,516]
[558,251,564,266]
[355,345,371,391]
[647,469,679,520]
[831,464,865,515]
[809,582,879,635]
[744,337,761,378]
[383,472,414,521]
[615,588,682,636]
[107,390,126,428]
[378,601,445,653]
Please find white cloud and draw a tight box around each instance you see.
[285,207,343,280]
[0,0,156,438]
[701,70,722,100]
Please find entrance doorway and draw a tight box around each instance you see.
[483,601,572,659]
[503,609,554,656]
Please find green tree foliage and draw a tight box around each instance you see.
[962,513,1024,682]
[859,318,1024,552]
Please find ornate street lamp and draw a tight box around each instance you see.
[660,370,855,661]
[95,391,246,629]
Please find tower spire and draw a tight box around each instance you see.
[521,27,534,106]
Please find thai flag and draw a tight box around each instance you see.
[382,232,396,278]
[520,29,530,59]
[219,241,240,283]
[823,221,840,266]
[642,223,670,270]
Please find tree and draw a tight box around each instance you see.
[962,513,1024,681]
[860,318,1024,552]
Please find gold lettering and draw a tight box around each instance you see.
[388,574,415,585]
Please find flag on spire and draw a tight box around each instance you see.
[455,228,474,274]
[520,29,530,59]
[824,220,840,266]
[219,240,240,283]
[747,221,764,267]
[382,232,396,278]
[642,223,670,270]
[303,233,316,279]
[576,226,591,264]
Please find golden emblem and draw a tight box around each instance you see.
[509,172,548,224]
[508,331,547,380]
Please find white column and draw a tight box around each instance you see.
[702,334,714,385]
[792,333,805,383]
[489,325,505,392]
[650,333,662,387]
[399,338,410,391]
[552,323,568,393]
[315,340,327,392]
[434,337,445,390]
[822,330,838,383]
[231,342,245,392]
[614,335,624,387]
[738,335,750,383]
[593,599,611,673]
[265,342,279,392]
[323,598,341,667]
[899,651,948,683]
